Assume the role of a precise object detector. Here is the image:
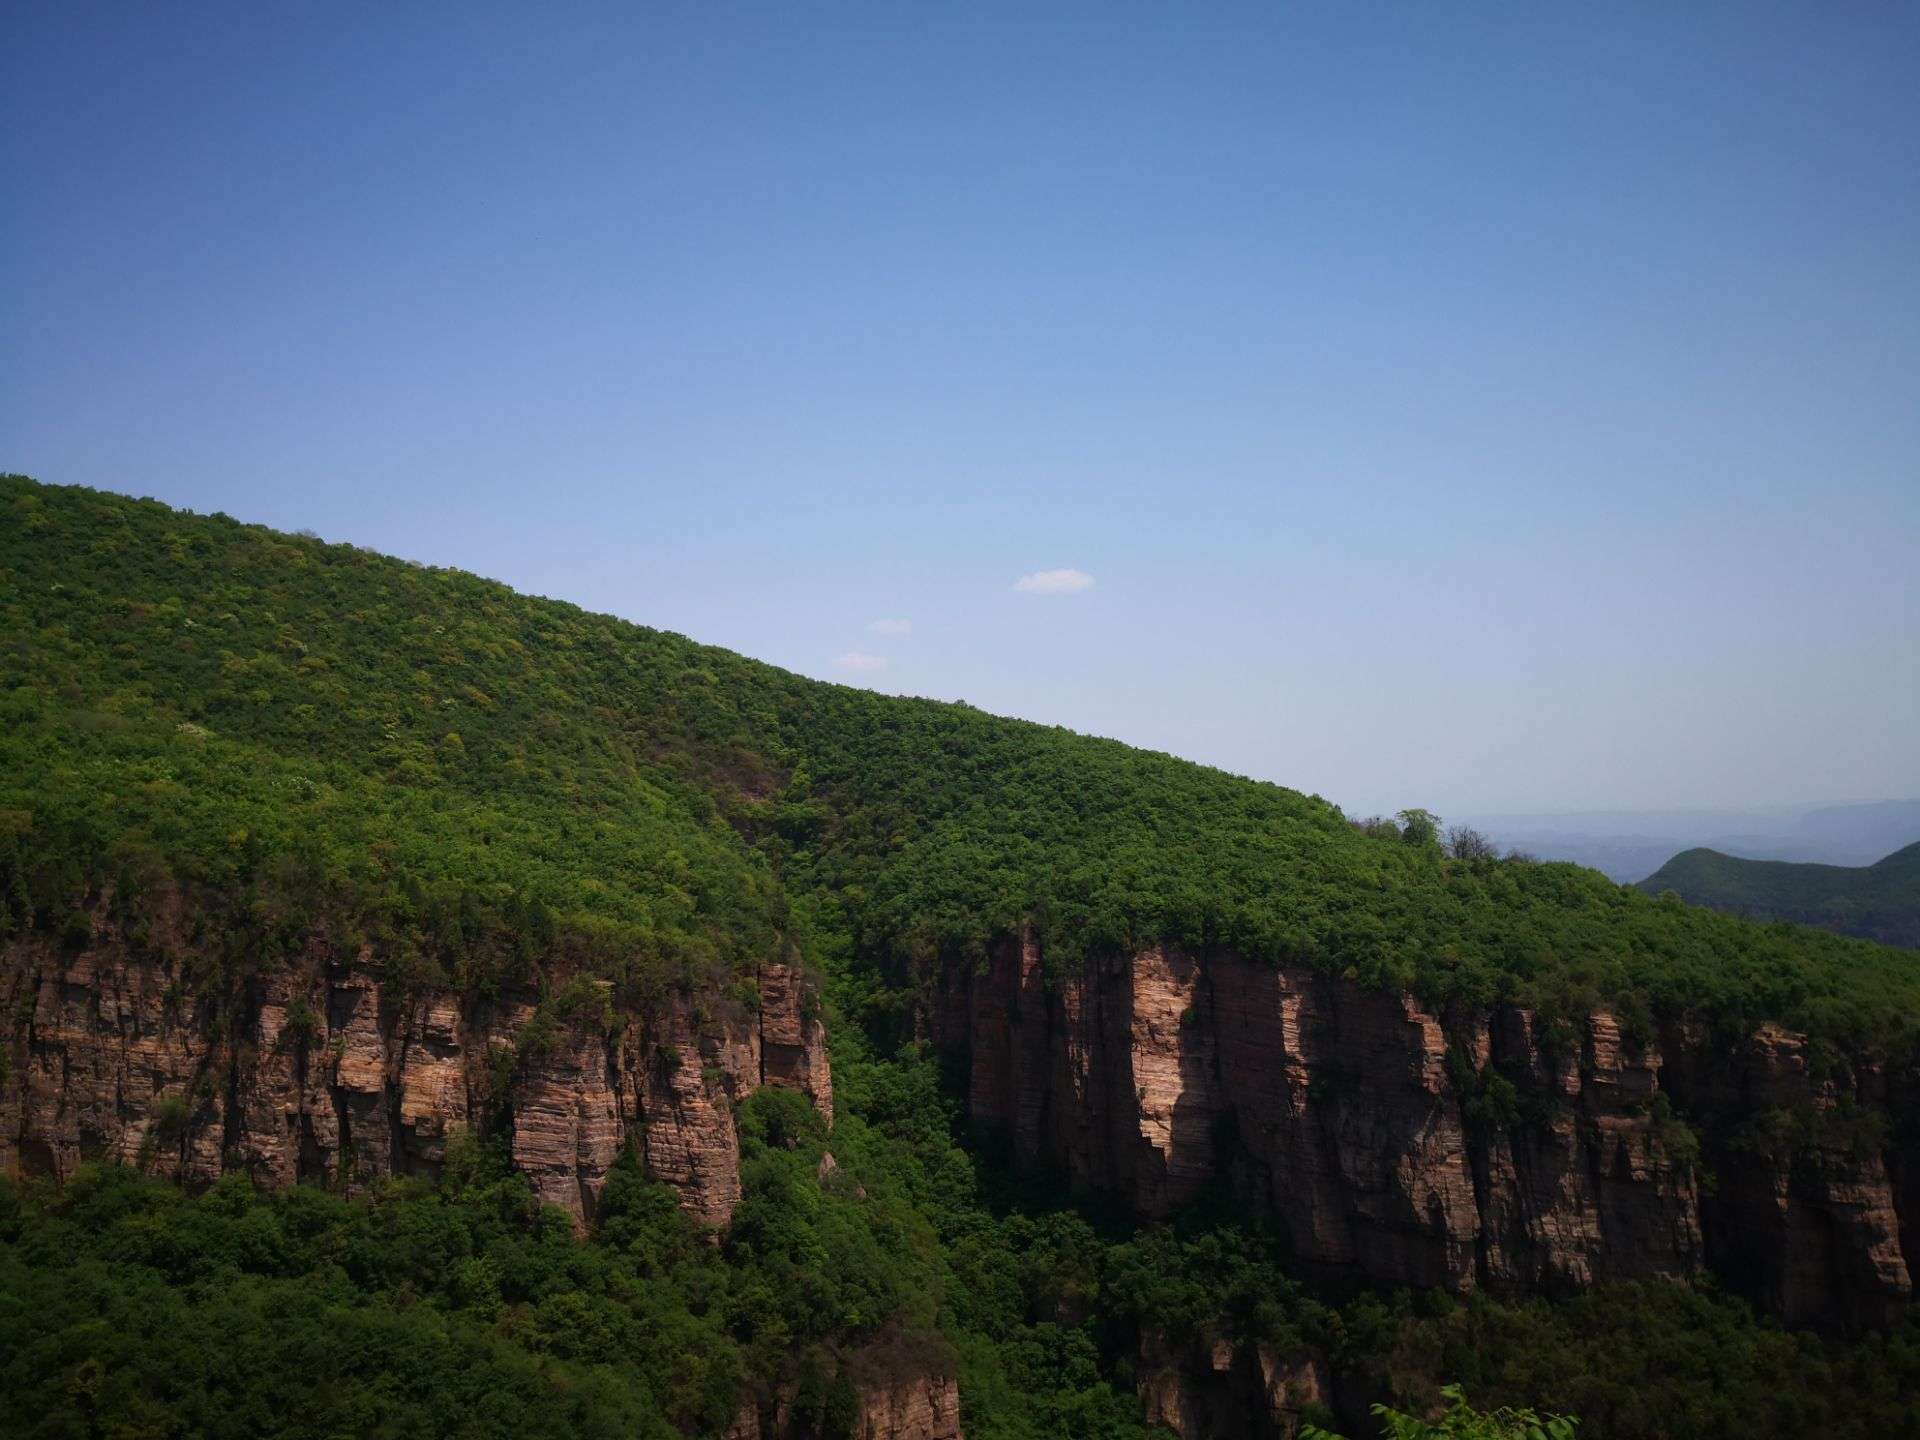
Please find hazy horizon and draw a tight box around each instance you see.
[6,3,1917,818]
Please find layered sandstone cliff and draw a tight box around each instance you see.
[944,932,1915,1331]
[0,932,832,1230]
[10,914,1914,1436]
[0,927,975,1438]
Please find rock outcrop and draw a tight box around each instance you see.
[1138,1329,1333,1439]
[9,909,1915,1349]
[0,922,973,1435]
[942,934,1915,1330]
[1661,1022,1912,1330]
[848,1370,963,1440]
[726,1337,964,1440]
[760,959,834,1125]
[0,928,833,1230]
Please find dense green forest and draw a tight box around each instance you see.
[9,1046,1920,1440]
[4,475,1917,1047]
[1640,842,1920,950]
[5,475,1920,1437]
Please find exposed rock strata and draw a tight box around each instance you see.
[8,916,1914,1340]
[760,959,834,1125]
[1,932,832,1230]
[848,1371,963,1440]
[1138,1329,1333,1439]
[1661,1022,1912,1329]
[944,936,1913,1329]
[728,1339,964,1440]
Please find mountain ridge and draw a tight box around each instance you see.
[5,473,1915,1046]
[1458,801,1920,882]
[1639,841,1920,949]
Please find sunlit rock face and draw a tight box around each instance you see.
[6,910,1913,1338]
[941,931,1912,1330]
[1,925,832,1232]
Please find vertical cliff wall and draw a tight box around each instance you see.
[0,928,976,1438]
[0,933,832,1230]
[944,933,1915,1331]
[1137,1328,1333,1440]
[724,1336,965,1440]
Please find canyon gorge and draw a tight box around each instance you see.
[7,915,1916,1438]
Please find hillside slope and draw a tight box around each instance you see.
[1640,843,1920,949]
[5,474,1920,1438]
[4,474,1915,1045]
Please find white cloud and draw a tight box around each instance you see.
[1013,568,1095,595]
[832,651,889,672]
[867,617,912,636]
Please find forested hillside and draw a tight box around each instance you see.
[1640,843,1920,949]
[5,475,1914,1047]
[4,475,1918,1439]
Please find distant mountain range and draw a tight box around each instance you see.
[1460,800,1920,884]
[1636,842,1920,950]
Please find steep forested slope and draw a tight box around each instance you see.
[1640,843,1920,949]
[4,474,1920,1440]
[5,475,1915,1047]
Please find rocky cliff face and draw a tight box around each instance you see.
[0,931,832,1231]
[12,914,1915,1434]
[0,926,970,1439]
[725,1373,961,1440]
[847,1371,963,1440]
[944,933,1915,1332]
[725,1337,964,1440]
[1138,1329,1333,1440]
[1661,1022,1913,1330]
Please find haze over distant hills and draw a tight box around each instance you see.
[1458,800,1920,884]
[1638,842,1920,950]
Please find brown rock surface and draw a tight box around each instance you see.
[629,998,756,1230]
[949,933,1912,1326]
[733,1342,965,1440]
[1472,1009,1702,1290]
[509,995,626,1221]
[760,958,834,1123]
[852,1370,963,1440]
[1137,1329,1332,1439]
[8,916,1912,1332]
[2,927,833,1232]
[1128,943,1222,1216]
[1662,1022,1912,1328]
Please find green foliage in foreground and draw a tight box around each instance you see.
[1303,1385,1575,1440]
[0,1080,965,1440]
[0,1158,733,1439]
[4,475,1919,1049]
[7,1051,1919,1440]
[1378,1281,1920,1440]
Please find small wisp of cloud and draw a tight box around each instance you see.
[833,651,889,672]
[867,618,912,635]
[1013,568,1095,595]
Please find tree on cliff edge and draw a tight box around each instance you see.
[1397,808,1443,849]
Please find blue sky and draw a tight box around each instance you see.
[5,2,1917,816]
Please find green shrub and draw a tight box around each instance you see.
[1304,1385,1576,1440]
